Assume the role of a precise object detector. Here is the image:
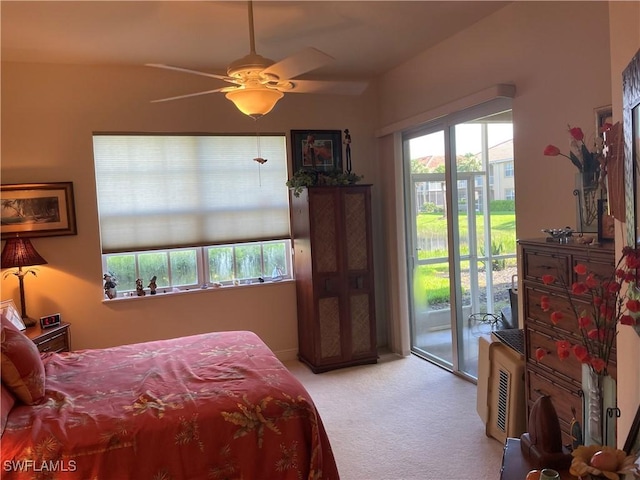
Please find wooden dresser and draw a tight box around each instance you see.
[290,185,377,373]
[519,239,616,447]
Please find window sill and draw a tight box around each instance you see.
[102,278,295,303]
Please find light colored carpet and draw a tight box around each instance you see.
[286,353,504,480]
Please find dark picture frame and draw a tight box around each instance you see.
[291,130,342,173]
[597,198,615,242]
[1,182,77,239]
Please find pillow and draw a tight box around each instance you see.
[1,382,16,435]
[1,314,45,404]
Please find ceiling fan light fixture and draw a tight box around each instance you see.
[225,87,284,119]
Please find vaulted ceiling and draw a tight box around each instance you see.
[1,1,510,82]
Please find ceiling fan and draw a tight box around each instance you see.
[147,1,367,119]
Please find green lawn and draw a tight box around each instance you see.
[414,212,516,306]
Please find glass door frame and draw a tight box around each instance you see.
[403,97,514,380]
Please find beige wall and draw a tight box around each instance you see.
[609,0,640,450]
[0,62,381,359]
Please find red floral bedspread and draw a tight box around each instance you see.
[1,331,339,479]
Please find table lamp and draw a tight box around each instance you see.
[1,236,47,327]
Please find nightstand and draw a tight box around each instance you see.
[25,322,71,353]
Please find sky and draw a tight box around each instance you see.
[409,123,513,158]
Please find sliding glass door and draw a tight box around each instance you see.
[404,102,516,379]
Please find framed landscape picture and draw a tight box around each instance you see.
[291,130,342,173]
[1,182,77,239]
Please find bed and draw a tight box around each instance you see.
[0,322,339,479]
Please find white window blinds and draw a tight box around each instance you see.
[93,134,289,253]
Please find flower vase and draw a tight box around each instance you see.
[581,364,617,447]
[574,172,601,234]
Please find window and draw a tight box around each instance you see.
[505,161,514,177]
[505,188,515,200]
[94,134,291,295]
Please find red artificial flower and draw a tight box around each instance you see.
[578,316,591,329]
[620,314,636,326]
[540,295,550,312]
[572,282,588,295]
[607,281,621,294]
[591,357,606,373]
[585,273,599,289]
[542,274,556,285]
[535,348,547,362]
[543,145,561,156]
[572,344,590,363]
[627,299,640,313]
[550,311,564,325]
[587,328,606,341]
[600,123,613,133]
[574,264,588,275]
[569,127,585,142]
[557,346,571,360]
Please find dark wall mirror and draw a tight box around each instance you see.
[623,48,640,246]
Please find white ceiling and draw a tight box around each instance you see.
[1,1,509,81]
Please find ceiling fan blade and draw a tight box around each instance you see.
[146,63,237,83]
[150,87,231,103]
[262,47,334,80]
[285,79,368,96]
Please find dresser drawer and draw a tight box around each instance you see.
[527,366,582,447]
[526,325,582,386]
[523,286,587,337]
[571,253,615,284]
[522,249,570,284]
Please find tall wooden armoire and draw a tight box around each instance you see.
[290,185,377,373]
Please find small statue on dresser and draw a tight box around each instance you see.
[103,272,118,299]
[135,278,146,296]
[148,276,157,295]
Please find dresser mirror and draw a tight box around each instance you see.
[623,48,640,337]
[623,48,640,247]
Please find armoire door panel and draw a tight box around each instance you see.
[310,192,338,274]
[318,297,342,359]
[344,192,368,271]
[350,293,372,355]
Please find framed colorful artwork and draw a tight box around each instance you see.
[291,130,342,173]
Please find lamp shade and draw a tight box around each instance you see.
[225,87,284,119]
[1,237,47,269]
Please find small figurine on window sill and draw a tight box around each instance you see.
[103,272,118,299]
[136,278,146,296]
[148,276,157,295]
